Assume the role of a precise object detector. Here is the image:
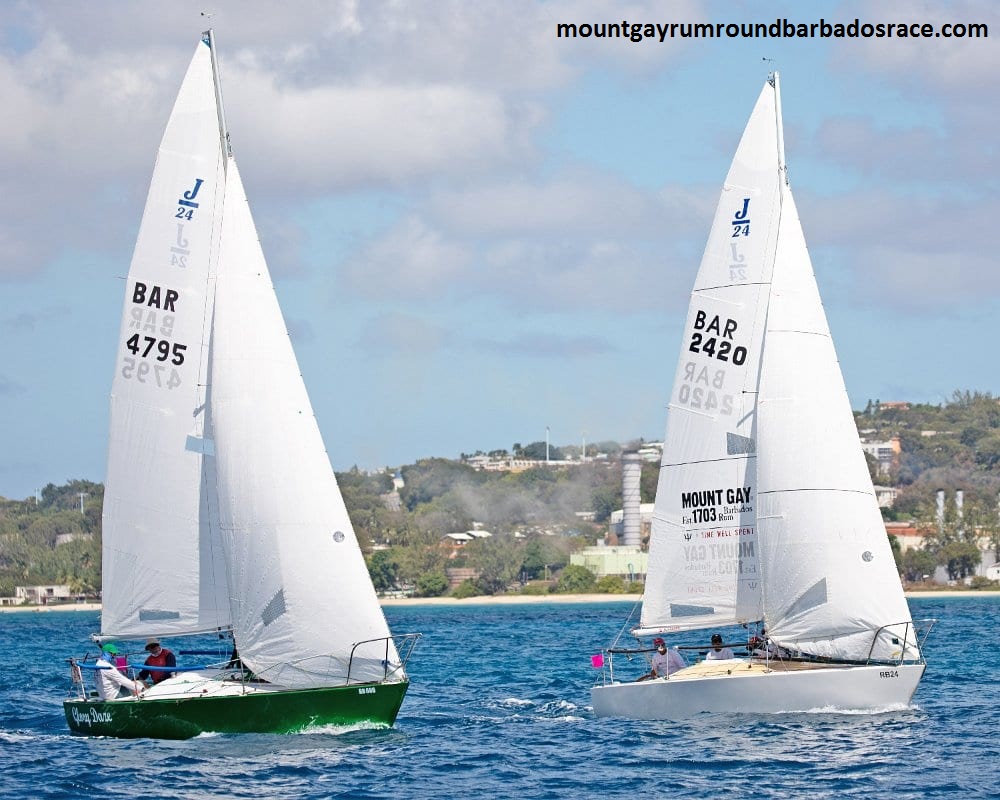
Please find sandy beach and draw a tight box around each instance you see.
[2,589,997,614]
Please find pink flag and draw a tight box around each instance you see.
[590,653,605,668]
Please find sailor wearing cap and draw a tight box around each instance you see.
[94,644,145,700]
[705,633,736,660]
[138,637,176,686]
[638,637,687,681]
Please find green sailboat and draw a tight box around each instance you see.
[64,30,417,739]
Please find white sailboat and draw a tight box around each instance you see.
[65,31,417,739]
[591,73,932,720]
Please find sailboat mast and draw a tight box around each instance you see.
[770,71,788,186]
[204,29,233,168]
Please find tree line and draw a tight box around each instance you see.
[4,392,1000,599]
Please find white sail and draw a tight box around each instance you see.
[636,82,782,636]
[101,39,231,639]
[210,162,400,688]
[755,80,916,661]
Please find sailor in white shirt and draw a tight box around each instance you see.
[705,633,736,660]
[639,638,686,680]
[94,644,145,700]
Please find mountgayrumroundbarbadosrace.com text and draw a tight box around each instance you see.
[556,18,988,43]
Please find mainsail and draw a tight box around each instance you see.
[636,82,782,636]
[101,38,230,639]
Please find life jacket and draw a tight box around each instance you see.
[144,648,174,684]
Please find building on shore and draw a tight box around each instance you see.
[570,545,647,582]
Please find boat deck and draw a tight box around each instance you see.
[667,658,852,681]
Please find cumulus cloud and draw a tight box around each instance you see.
[814,117,951,183]
[227,79,530,193]
[798,187,999,311]
[0,3,529,278]
[336,173,712,312]
[342,216,472,299]
[833,0,999,91]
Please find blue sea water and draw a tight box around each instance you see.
[0,596,997,800]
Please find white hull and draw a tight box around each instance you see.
[591,660,925,719]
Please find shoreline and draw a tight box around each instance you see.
[2,589,998,614]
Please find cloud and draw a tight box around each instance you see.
[833,0,1000,92]
[798,187,999,312]
[474,332,616,358]
[422,174,672,236]
[342,217,472,300]
[354,313,615,360]
[0,3,552,279]
[814,116,952,183]
[821,2,1000,190]
[228,78,532,193]
[337,174,712,312]
[0,0,712,280]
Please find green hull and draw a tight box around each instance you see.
[64,680,408,739]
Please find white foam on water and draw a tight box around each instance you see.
[0,731,37,743]
[297,719,389,736]
[497,697,534,708]
[779,702,912,716]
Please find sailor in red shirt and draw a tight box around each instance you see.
[138,638,176,685]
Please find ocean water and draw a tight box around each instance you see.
[0,596,996,800]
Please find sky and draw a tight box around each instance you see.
[0,0,997,500]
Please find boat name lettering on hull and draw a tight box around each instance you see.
[70,706,114,727]
[879,670,899,679]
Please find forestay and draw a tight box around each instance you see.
[101,40,231,640]
[636,82,782,637]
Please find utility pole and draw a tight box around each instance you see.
[78,492,89,514]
